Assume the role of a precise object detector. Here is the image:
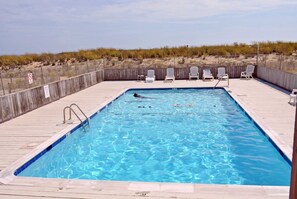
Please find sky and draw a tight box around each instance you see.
[0,0,297,55]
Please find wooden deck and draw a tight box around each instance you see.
[0,79,295,198]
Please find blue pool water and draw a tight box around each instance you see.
[16,88,291,185]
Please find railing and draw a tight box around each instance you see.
[69,103,89,123]
[213,75,229,88]
[63,103,89,125]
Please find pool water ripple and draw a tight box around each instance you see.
[17,88,291,185]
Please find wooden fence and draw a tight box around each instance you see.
[0,70,104,123]
[257,66,297,91]
[104,65,249,80]
[3,64,296,123]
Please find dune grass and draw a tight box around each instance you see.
[0,41,296,70]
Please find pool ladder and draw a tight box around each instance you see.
[213,76,229,88]
[63,103,89,126]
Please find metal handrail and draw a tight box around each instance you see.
[213,75,229,88]
[63,106,83,124]
[63,103,89,125]
[213,79,222,88]
[69,103,89,123]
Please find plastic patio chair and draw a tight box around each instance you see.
[203,68,214,81]
[217,67,229,80]
[241,65,255,79]
[165,68,175,81]
[145,70,155,83]
[189,66,199,80]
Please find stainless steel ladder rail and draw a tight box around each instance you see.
[213,76,229,88]
[69,103,89,123]
[63,103,89,125]
[213,79,222,88]
[63,106,83,124]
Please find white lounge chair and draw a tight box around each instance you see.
[189,66,199,80]
[289,89,297,105]
[217,67,229,80]
[241,65,255,79]
[203,69,214,81]
[145,70,155,83]
[165,68,175,81]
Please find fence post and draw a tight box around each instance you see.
[186,45,189,68]
[40,66,45,85]
[279,54,283,70]
[174,56,176,67]
[24,72,28,89]
[8,83,12,94]
[257,43,259,66]
[9,74,13,93]
[97,60,100,71]
[0,72,5,95]
[290,106,297,199]
[75,65,79,76]
[87,60,90,72]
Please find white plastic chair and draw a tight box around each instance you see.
[165,68,175,81]
[189,66,199,80]
[145,70,155,83]
[203,69,214,81]
[241,65,255,79]
[289,89,297,105]
[217,67,229,80]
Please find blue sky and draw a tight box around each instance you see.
[0,0,297,55]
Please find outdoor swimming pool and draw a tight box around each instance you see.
[16,88,291,186]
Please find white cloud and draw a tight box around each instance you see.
[93,0,297,22]
[0,0,296,24]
